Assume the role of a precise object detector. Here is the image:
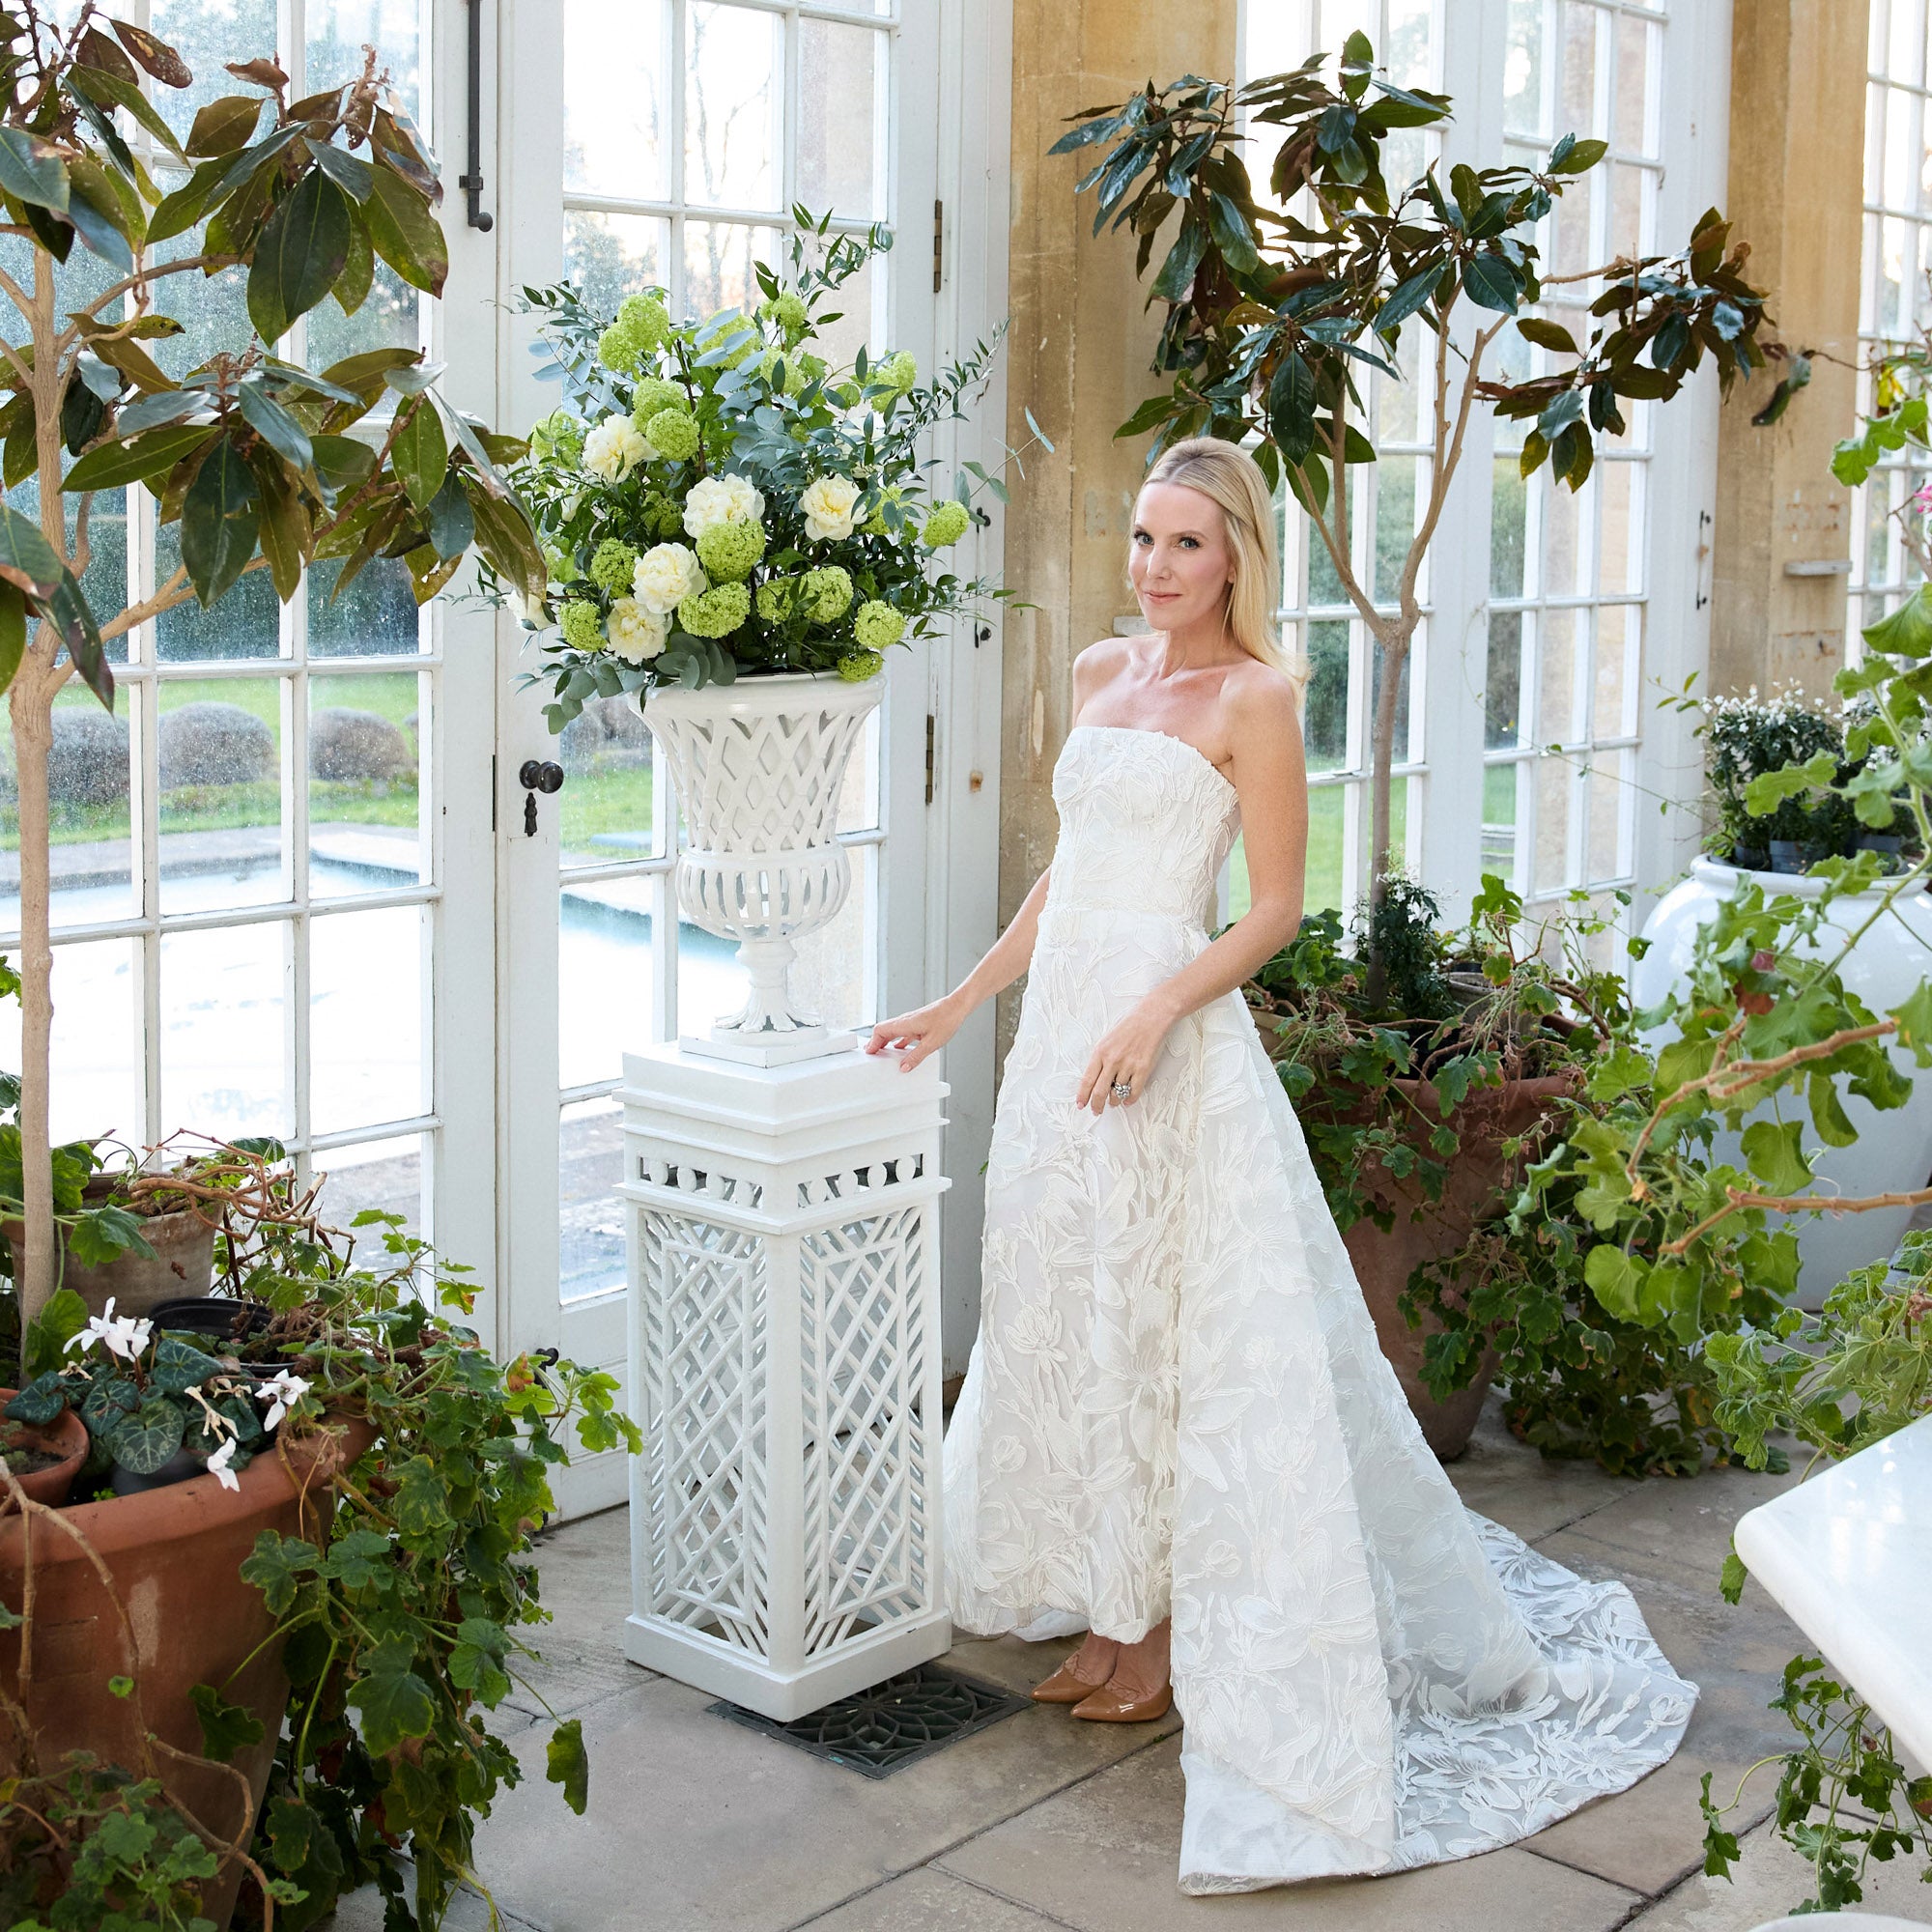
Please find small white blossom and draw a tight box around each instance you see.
[66,1295,154,1364]
[682,472,765,539]
[606,596,668,664]
[799,474,861,542]
[256,1369,313,1433]
[205,1436,242,1492]
[582,415,652,484]
[631,541,706,615]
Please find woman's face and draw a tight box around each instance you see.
[1128,481,1236,635]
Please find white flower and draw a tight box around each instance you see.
[255,1369,312,1433]
[799,473,861,542]
[582,414,652,483]
[205,1436,242,1492]
[606,596,668,664]
[66,1295,154,1363]
[682,472,765,539]
[631,541,706,615]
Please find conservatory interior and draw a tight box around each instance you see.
[5,0,1932,1928]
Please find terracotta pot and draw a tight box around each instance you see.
[2,1191,217,1319]
[0,1415,375,1928]
[0,1390,88,1508]
[1305,1070,1578,1460]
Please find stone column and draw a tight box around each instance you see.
[1709,0,1872,701]
[997,0,1239,1053]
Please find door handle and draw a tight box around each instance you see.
[519,759,564,835]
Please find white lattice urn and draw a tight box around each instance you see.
[619,1041,952,1719]
[1634,856,1932,1306]
[642,670,882,1065]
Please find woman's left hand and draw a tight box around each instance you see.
[1075,996,1179,1116]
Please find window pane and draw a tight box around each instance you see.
[685,1,782,212]
[565,212,669,320]
[156,518,282,663]
[150,0,278,142]
[559,696,655,867]
[0,686,136,932]
[799,19,885,218]
[684,220,781,318]
[791,843,871,1034]
[1305,785,1345,914]
[560,876,655,1088]
[1534,753,1573,896]
[316,1133,425,1243]
[156,674,289,915]
[564,0,669,201]
[1504,0,1544,134]
[1482,761,1520,880]
[160,921,291,1140]
[1538,606,1578,744]
[308,670,426,898]
[561,1096,625,1301]
[309,554,423,658]
[306,260,423,373]
[0,937,141,1146]
[308,0,421,119]
[1486,610,1523,750]
[1303,619,1349,773]
[311,904,425,1134]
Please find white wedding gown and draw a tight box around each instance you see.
[942,723,1696,1894]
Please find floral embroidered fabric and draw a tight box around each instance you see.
[943,724,1696,1893]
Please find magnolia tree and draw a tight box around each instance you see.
[0,3,543,1355]
[1057,35,1786,991]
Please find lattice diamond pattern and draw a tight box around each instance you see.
[663,704,871,857]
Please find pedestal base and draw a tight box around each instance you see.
[620,1040,952,1722]
[677,1025,858,1066]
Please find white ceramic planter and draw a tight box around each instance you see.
[1634,856,1932,1305]
[643,671,883,1065]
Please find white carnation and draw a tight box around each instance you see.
[799,473,861,542]
[631,542,706,615]
[682,472,766,538]
[607,596,668,664]
[582,414,652,483]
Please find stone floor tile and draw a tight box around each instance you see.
[935,1735,1640,1932]
[1622,1814,1932,1929]
[464,1668,1179,1931]
[1443,1401,1643,1544]
[505,1505,656,1720]
[793,1867,1070,1931]
[1540,1463,1800,1580]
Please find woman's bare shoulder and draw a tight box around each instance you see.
[1218,657,1302,736]
[1071,637,1135,699]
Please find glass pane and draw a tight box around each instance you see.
[308,670,425,898]
[309,554,423,658]
[559,696,654,867]
[561,1096,625,1302]
[308,0,422,119]
[1305,785,1345,914]
[565,0,669,201]
[836,708,880,834]
[1482,760,1520,880]
[160,921,291,1139]
[1608,160,1649,261]
[1486,610,1523,750]
[808,254,878,373]
[1504,0,1544,134]
[150,0,278,143]
[799,19,884,219]
[565,212,669,320]
[1561,1,1599,137]
[1586,751,1626,884]
[156,675,289,915]
[0,937,140,1147]
[684,220,781,319]
[791,843,871,1034]
[316,1133,424,1244]
[1594,604,1639,740]
[1492,454,1528,598]
[311,905,424,1134]
[155,510,282,662]
[678,918,747,1038]
[151,240,257,381]
[1597,458,1638,595]
[1534,753,1573,897]
[1614,14,1655,157]
[685,1,782,212]
[1538,606,1578,743]
[1306,505,1349,608]
[1541,472,1585,599]
[1373,455,1417,603]
[1303,619,1349,773]
[0,686,135,932]
[77,488,130,659]
[560,875,655,1088]
[306,259,423,372]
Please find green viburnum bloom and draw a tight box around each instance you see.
[559,599,604,652]
[678,582,753,639]
[596,292,671,376]
[755,578,797,622]
[838,648,884,682]
[862,487,913,539]
[639,492,685,541]
[542,542,578,583]
[530,408,584,462]
[696,519,767,583]
[644,408,700,463]
[629,376,684,427]
[589,539,639,595]
[876,350,917,393]
[922,499,971,547]
[800,565,853,623]
[853,600,906,650]
[760,290,810,340]
[702,311,757,370]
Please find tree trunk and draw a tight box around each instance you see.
[1363,624,1408,1008]
[11,664,57,1356]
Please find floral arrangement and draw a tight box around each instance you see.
[507,217,1031,724]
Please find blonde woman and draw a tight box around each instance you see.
[867,439,1695,1895]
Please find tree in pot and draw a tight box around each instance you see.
[0,2,545,1363]
[1054,34,1783,987]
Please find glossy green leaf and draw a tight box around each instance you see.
[1549,135,1608,176]
[349,1665,437,1754]
[68,62,187,163]
[425,469,475,559]
[334,200,375,317]
[108,1396,186,1475]
[249,170,353,344]
[190,1682,267,1763]
[186,94,266,157]
[1460,251,1520,314]
[0,127,71,213]
[309,139,377,203]
[236,382,315,473]
[363,164,449,297]
[0,502,66,599]
[181,438,261,607]
[390,397,449,511]
[0,580,25,696]
[63,424,213,493]
[5,1371,70,1426]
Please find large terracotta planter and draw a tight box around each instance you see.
[0,1389,87,1507]
[0,1416,374,1927]
[1306,1072,1578,1459]
[2,1191,217,1318]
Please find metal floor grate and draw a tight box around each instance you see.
[707,1662,1033,1777]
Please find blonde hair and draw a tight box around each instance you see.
[1140,437,1300,685]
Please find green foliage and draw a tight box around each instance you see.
[509,210,1038,717]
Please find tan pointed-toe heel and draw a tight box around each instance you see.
[1070,1681,1173,1722]
[1031,1656,1116,1704]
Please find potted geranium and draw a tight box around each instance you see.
[507,219,1029,1051]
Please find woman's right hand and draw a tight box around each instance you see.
[866,994,966,1071]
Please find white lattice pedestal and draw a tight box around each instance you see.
[619,1041,952,1719]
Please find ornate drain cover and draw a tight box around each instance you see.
[707,1662,1033,1777]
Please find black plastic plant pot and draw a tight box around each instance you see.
[1729,845,1770,872]
[148,1296,274,1343]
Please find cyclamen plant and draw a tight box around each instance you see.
[510,213,1032,722]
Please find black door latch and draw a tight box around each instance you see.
[520,758,563,836]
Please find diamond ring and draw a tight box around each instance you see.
[1110,1079,1132,1101]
